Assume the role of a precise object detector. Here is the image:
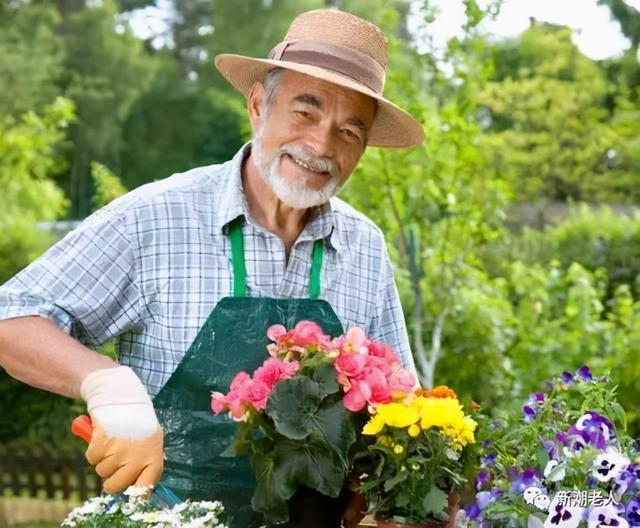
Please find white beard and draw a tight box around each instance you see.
[251,129,342,210]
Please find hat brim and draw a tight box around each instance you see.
[215,54,424,148]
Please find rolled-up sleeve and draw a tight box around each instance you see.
[367,243,417,376]
[0,208,142,347]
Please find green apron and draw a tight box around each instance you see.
[153,217,346,527]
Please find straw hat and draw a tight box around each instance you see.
[214,9,424,148]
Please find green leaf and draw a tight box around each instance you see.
[383,469,408,492]
[251,436,347,522]
[311,362,340,397]
[422,487,449,518]
[251,451,292,522]
[267,377,355,461]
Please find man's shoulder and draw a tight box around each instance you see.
[127,161,230,206]
[330,197,385,244]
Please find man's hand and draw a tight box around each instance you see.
[342,490,367,528]
[81,366,164,494]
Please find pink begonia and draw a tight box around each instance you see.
[210,392,226,414]
[210,359,301,418]
[343,380,373,412]
[266,320,331,357]
[388,366,417,394]
[254,358,300,389]
[333,327,415,412]
[247,379,271,411]
[334,352,368,378]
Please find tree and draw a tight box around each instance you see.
[0,4,64,117]
[479,22,640,203]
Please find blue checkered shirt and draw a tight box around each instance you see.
[0,143,415,396]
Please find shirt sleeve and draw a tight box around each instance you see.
[0,207,142,348]
[367,242,418,376]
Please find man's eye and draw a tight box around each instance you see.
[342,128,360,141]
[294,110,312,119]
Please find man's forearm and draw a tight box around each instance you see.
[0,316,116,398]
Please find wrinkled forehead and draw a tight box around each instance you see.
[277,70,377,124]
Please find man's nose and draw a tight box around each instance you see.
[307,123,336,159]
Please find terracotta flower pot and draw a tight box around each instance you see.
[375,490,459,528]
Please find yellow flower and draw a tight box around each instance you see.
[417,396,477,447]
[393,444,404,455]
[362,402,419,435]
[362,413,386,435]
[408,423,421,437]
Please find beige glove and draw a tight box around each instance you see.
[81,366,164,494]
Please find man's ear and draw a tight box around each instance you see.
[247,82,267,132]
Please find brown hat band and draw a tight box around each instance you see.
[268,40,385,94]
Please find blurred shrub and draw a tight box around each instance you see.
[480,205,640,296]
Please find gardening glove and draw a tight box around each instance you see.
[342,490,367,528]
[80,366,164,495]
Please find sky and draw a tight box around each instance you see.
[416,0,638,60]
[127,0,640,61]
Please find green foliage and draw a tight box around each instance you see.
[0,4,64,117]
[0,97,73,282]
[479,24,627,202]
[482,205,640,295]
[91,162,128,210]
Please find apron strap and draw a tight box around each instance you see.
[309,239,323,300]
[227,217,324,299]
[228,217,247,297]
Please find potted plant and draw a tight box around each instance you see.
[354,386,477,527]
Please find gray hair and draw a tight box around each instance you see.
[263,68,284,112]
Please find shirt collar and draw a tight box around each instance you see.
[212,141,342,252]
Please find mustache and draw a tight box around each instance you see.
[278,143,339,177]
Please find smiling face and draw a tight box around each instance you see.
[248,69,376,209]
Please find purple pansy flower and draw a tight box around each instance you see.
[561,371,573,383]
[481,452,497,467]
[565,411,614,451]
[476,469,490,490]
[523,393,546,423]
[613,467,637,498]
[577,365,593,381]
[542,438,560,460]
[626,497,640,526]
[510,468,541,494]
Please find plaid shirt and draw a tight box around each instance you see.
[0,143,415,396]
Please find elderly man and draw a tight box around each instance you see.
[0,8,423,528]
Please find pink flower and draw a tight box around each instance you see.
[388,366,416,395]
[254,358,300,389]
[364,368,392,405]
[267,324,287,342]
[226,390,247,420]
[247,379,271,411]
[291,321,328,346]
[335,353,368,379]
[368,341,400,364]
[343,380,373,412]
[230,372,251,391]
[342,327,367,354]
[211,391,227,414]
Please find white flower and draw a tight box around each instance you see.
[591,449,630,482]
[543,493,584,528]
[587,505,629,528]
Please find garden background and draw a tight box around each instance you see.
[1,0,640,525]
